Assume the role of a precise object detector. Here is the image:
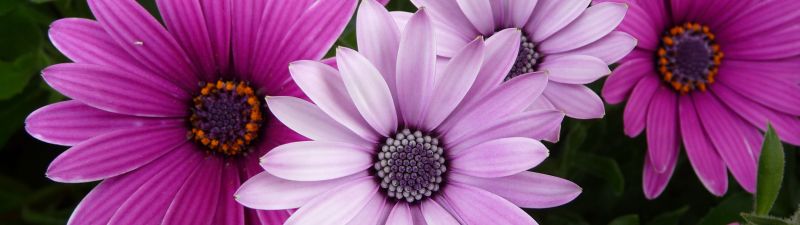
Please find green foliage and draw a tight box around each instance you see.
[609,215,640,225]
[755,126,785,216]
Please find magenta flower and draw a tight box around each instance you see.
[394,0,636,119]
[600,0,800,198]
[24,0,355,224]
[235,1,580,224]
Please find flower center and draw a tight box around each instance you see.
[657,22,724,94]
[506,34,542,81]
[188,80,263,156]
[374,128,446,203]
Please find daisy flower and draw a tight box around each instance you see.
[24,0,355,223]
[394,0,636,119]
[600,0,800,198]
[235,1,581,224]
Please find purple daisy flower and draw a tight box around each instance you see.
[392,0,636,119]
[24,0,355,223]
[235,1,581,224]
[599,0,800,198]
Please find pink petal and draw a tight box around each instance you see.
[236,171,367,210]
[46,124,187,183]
[262,141,373,181]
[439,183,539,225]
[200,0,232,74]
[346,191,391,225]
[507,0,539,27]
[601,58,652,104]
[162,157,223,225]
[42,63,188,117]
[244,0,313,84]
[25,101,178,146]
[424,38,485,129]
[715,84,800,145]
[716,65,800,116]
[643,153,678,199]
[466,28,521,101]
[540,55,610,84]
[337,47,398,136]
[386,203,414,225]
[557,31,637,64]
[357,0,401,103]
[448,110,565,151]
[87,0,198,91]
[212,164,245,225]
[396,9,436,128]
[156,0,216,80]
[285,177,379,225]
[231,0,267,78]
[420,199,459,225]
[539,2,627,53]
[266,96,366,144]
[526,0,591,42]
[542,82,606,119]
[623,75,659,137]
[256,210,291,225]
[450,171,581,208]
[289,61,378,141]
[451,138,549,178]
[412,0,478,44]
[456,0,495,35]
[646,88,680,173]
[678,96,728,196]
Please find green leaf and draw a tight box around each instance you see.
[0,8,43,61]
[0,82,50,147]
[646,206,689,225]
[0,175,31,212]
[698,193,752,225]
[0,51,49,100]
[755,125,785,215]
[609,214,640,225]
[572,153,625,195]
[741,213,793,225]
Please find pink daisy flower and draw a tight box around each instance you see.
[600,0,800,198]
[235,1,581,224]
[24,0,355,224]
[394,0,636,119]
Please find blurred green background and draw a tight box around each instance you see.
[0,0,797,224]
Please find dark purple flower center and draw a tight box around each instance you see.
[374,128,446,203]
[188,80,263,156]
[506,33,543,82]
[657,22,723,94]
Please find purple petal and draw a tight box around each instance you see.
[256,210,291,225]
[693,92,758,193]
[284,177,379,225]
[456,0,495,35]
[396,9,436,128]
[42,63,188,117]
[289,61,378,141]
[678,96,728,196]
[451,138,549,178]
[262,141,372,181]
[337,47,398,136]
[542,82,605,119]
[267,96,366,144]
[616,1,661,51]
[107,144,205,224]
[643,153,677,199]
[450,171,581,208]
[540,55,610,84]
[716,64,800,116]
[231,0,266,78]
[420,199,459,225]
[201,0,232,75]
[646,88,680,173]
[162,157,223,225]
[46,124,187,183]
[438,183,538,225]
[25,101,178,146]
[236,171,367,210]
[386,203,414,225]
[623,75,659,137]
[156,0,216,80]
[507,0,539,27]
[525,0,591,42]
[65,146,191,225]
[447,110,564,153]
[346,190,391,225]
[243,0,313,84]
[424,38,485,129]
[601,58,652,104]
[357,0,401,104]
[539,2,627,53]
[412,0,478,42]
[213,163,245,225]
[87,0,198,91]
[557,31,637,64]
[715,84,800,145]
[464,28,521,101]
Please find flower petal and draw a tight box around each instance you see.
[357,0,401,101]
[244,0,313,84]
[267,96,367,144]
[262,141,373,181]
[601,58,652,104]
[623,75,659,137]
[556,31,637,64]
[231,0,267,78]
[642,152,677,199]
[396,9,436,128]
[438,183,538,225]
[346,191,391,225]
[448,110,564,151]
[420,199,459,225]
[456,0,495,35]
[466,28,521,100]
[540,55,610,84]
[526,0,591,42]
[450,171,581,209]
[507,0,539,28]
[424,38,485,129]
[539,2,627,53]
[646,87,680,173]
[236,171,367,210]
[87,0,198,91]
[156,0,216,80]
[678,96,728,196]
[337,47,398,136]
[715,84,800,145]
[46,124,187,183]
[717,64,800,116]
[285,177,379,225]
[386,203,414,225]
[542,82,606,119]
[212,164,245,225]
[42,63,188,117]
[201,0,232,74]
[162,157,223,225]
[451,138,549,178]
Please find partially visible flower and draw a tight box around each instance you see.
[395,0,636,119]
[235,1,580,224]
[600,0,800,198]
[25,0,356,224]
